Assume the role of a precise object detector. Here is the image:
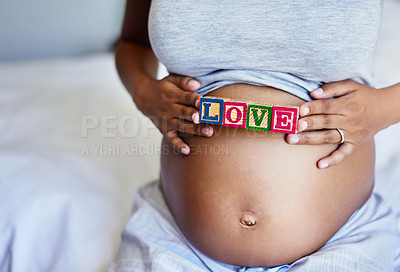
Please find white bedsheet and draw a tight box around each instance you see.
[0,54,162,272]
[0,1,399,271]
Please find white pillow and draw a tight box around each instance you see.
[0,0,125,61]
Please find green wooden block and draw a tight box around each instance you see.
[246,104,272,131]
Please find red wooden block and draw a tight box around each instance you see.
[223,101,247,128]
[271,106,298,134]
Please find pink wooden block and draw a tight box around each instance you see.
[271,107,298,134]
[223,101,247,128]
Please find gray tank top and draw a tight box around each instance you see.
[148,1,383,101]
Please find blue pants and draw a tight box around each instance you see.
[110,181,400,272]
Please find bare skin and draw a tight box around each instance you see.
[161,84,375,266]
[115,0,212,154]
[116,0,400,267]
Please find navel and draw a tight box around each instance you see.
[239,211,257,228]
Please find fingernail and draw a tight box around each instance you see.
[299,120,308,132]
[312,88,324,96]
[301,106,310,116]
[192,112,199,124]
[201,127,212,136]
[188,79,200,88]
[319,161,328,169]
[288,134,299,144]
[181,146,190,155]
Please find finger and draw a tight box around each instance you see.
[286,129,343,145]
[172,104,199,123]
[297,115,345,132]
[165,130,190,155]
[317,142,355,169]
[299,99,341,117]
[310,80,358,99]
[177,91,202,108]
[167,74,201,91]
[169,118,213,137]
[192,112,200,124]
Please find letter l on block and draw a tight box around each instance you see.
[199,97,224,125]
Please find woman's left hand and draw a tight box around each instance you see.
[285,79,389,169]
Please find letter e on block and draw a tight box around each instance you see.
[199,97,224,125]
[271,107,299,134]
[223,102,247,128]
[246,104,272,131]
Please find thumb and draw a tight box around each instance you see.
[311,80,358,99]
[169,75,201,92]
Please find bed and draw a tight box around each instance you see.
[0,0,399,271]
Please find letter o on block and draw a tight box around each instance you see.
[223,102,247,128]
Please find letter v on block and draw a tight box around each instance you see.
[246,104,272,131]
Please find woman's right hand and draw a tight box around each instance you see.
[137,74,214,155]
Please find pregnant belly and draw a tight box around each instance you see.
[160,83,375,267]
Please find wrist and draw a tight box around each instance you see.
[377,84,400,128]
[131,75,158,116]
[115,41,159,114]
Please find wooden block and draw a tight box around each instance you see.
[246,104,272,131]
[199,97,224,125]
[270,106,299,134]
[223,101,247,128]
[199,96,299,134]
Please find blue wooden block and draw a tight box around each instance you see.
[199,97,224,125]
